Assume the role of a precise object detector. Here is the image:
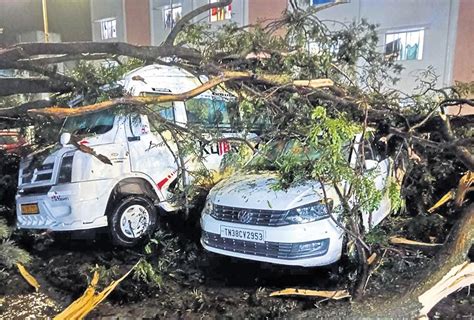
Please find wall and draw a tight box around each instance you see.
[151,0,249,45]
[90,0,126,42]
[452,0,474,84]
[248,0,287,26]
[0,0,91,46]
[124,0,151,45]
[306,0,460,94]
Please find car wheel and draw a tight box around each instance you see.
[108,195,157,247]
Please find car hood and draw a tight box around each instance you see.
[209,172,325,211]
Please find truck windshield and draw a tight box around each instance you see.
[185,97,234,127]
[63,110,115,136]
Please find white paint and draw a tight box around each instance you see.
[16,64,253,232]
[200,139,394,267]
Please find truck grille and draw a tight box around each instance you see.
[202,232,329,260]
[20,162,54,185]
[211,205,289,226]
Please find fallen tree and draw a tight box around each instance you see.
[0,0,472,317]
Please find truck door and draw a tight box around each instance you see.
[125,108,177,195]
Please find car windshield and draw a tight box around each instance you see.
[63,110,115,136]
[247,140,322,171]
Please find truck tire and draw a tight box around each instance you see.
[108,195,157,247]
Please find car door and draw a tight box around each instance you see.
[362,137,392,229]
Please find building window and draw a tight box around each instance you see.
[210,0,231,22]
[385,29,424,61]
[164,5,182,29]
[100,19,117,40]
[310,0,348,6]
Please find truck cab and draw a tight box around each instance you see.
[16,64,244,246]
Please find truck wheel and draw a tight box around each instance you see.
[108,195,157,247]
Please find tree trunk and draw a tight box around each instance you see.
[366,204,473,317]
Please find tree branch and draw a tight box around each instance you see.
[21,53,112,65]
[29,71,334,118]
[0,78,72,96]
[0,99,54,117]
[164,0,232,46]
[0,60,84,89]
[0,42,200,63]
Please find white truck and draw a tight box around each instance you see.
[16,64,242,246]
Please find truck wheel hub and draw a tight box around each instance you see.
[120,204,150,238]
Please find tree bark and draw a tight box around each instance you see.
[0,78,72,96]
[28,72,334,118]
[368,204,473,317]
[0,42,200,63]
[0,99,54,117]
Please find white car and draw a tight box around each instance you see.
[201,138,394,267]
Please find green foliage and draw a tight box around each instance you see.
[0,239,31,269]
[68,59,144,104]
[0,217,31,271]
[365,226,389,247]
[0,219,10,239]
[386,177,403,213]
[133,258,163,288]
[89,264,120,285]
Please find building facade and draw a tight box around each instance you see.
[89,0,287,45]
[310,0,473,93]
[88,0,473,93]
[0,0,92,46]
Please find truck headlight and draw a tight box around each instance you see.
[284,200,332,224]
[58,153,74,184]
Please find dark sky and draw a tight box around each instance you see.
[0,0,92,46]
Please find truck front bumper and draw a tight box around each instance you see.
[16,179,115,231]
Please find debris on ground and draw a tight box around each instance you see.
[269,288,351,300]
[55,263,137,319]
[0,292,60,320]
[16,263,40,292]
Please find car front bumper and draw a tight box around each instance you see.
[200,214,344,267]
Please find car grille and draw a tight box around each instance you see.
[202,232,329,260]
[211,204,289,226]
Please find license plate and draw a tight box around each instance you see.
[21,203,39,215]
[220,226,265,243]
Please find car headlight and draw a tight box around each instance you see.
[284,200,332,224]
[201,200,214,216]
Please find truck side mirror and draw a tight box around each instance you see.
[60,132,71,146]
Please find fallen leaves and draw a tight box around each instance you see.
[16,263,40,292]
[54,263,137,320]
[269,288,350,300]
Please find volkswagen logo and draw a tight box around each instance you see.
[237,210,252,223]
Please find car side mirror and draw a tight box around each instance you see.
[60,132,71,146]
